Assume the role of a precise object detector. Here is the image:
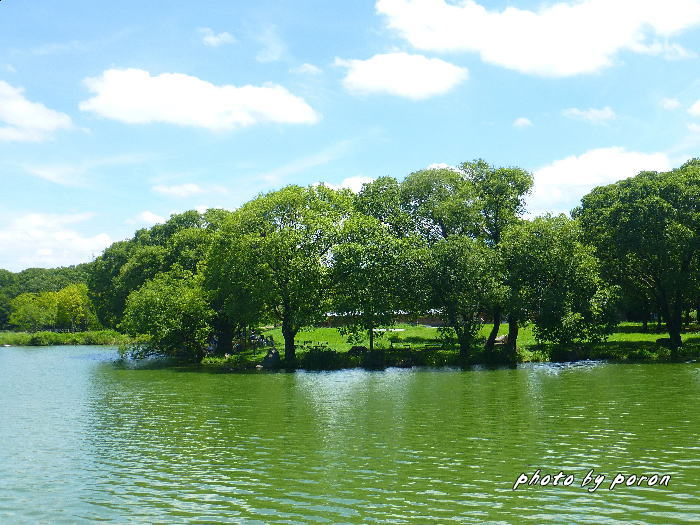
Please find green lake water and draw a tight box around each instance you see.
[0,346,698,524]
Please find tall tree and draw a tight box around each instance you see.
[331,214,429,351]
[206,185,352,365]
[460,159,533,351]
[430,235,505,359]
[501,215,619,356]
[574,161,700,351]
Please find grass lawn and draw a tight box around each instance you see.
[259,321,700,363]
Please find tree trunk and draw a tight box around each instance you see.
[369,326,375,352]
[282,328,296,365]
[506,316,519,364]
[485,306,501,352]
[215,316,233,355]
[666,309,683,354]
[642,314,648,333]
[454,325,471,360]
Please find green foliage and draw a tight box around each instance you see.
[574,162,700,349]
[501,215,619,346]
[206,184,353,362]
[119,270,214,361]
[331,214,429,350]
[9,291,59,331]
[430,235,506,356]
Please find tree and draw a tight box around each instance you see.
[119,270,213,361]
[400,167,478,242]
[501,215,618,356]
[574,161,700,351]
[331,214,429,351]
[55,283,96,332]
[460,159,534,351]
[430,236,506,359]
[206,185,352,365]
[9,292,58,332]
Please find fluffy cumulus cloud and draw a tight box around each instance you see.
[198,27,235,47]
[335,52,467,99]
[563,106,616,124]
[0,213,111,271]
[79,68,319,130]
[528,147,672,215]
[376,0,700,76]
[0,81,72,142]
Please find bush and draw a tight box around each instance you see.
[299,348,346,370]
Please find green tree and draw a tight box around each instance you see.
[55,283,96,332]
[430,236,506,359]
[574,161,700,351]
[9,292,59,332]
[460,159,534,351]
[207,185,352,365]
[400,167,477,242]
[119,270,213,361]
[331,214,429,351]
[501,215,618,356]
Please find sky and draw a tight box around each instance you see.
[2,0,700,271]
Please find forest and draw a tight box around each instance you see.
[2,158,699,367]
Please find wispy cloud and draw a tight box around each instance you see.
[256,25,285,63]
[259,140,354,184]
[563,106,616,124]
[22,154,150,187]
[198,27,235,47]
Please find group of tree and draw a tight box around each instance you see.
[7,158,697,364]
[8,283,98,332]
[0,265,90,330]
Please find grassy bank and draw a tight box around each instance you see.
[200,322,700,371]
[0,330,130,346]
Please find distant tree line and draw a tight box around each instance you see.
[3,159,699,363]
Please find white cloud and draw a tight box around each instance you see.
[528,147,672,215]
[319,175,376,193]
[513,117,532,128]
[79,68,319,130]
[335,52,467,99]
[4,64,16,73]
[0,81,73,142]
[152,183,205,198]
[0,212,111,271]
[563,106,616,124]
[688,99,700,116]
[688,122,700,133]
[126,211,166,226]
[376,0,700,76]
[256,26,285,63]
[660,97,681,110]
[291,63,322,75]
[198,27,235,47]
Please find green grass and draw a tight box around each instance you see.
[258,321,700,365]
[0,330,131,346]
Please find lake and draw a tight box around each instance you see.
[1,346,698,523]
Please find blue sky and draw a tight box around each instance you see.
[2,0,700,271]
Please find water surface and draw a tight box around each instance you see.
[1,346,698,523]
